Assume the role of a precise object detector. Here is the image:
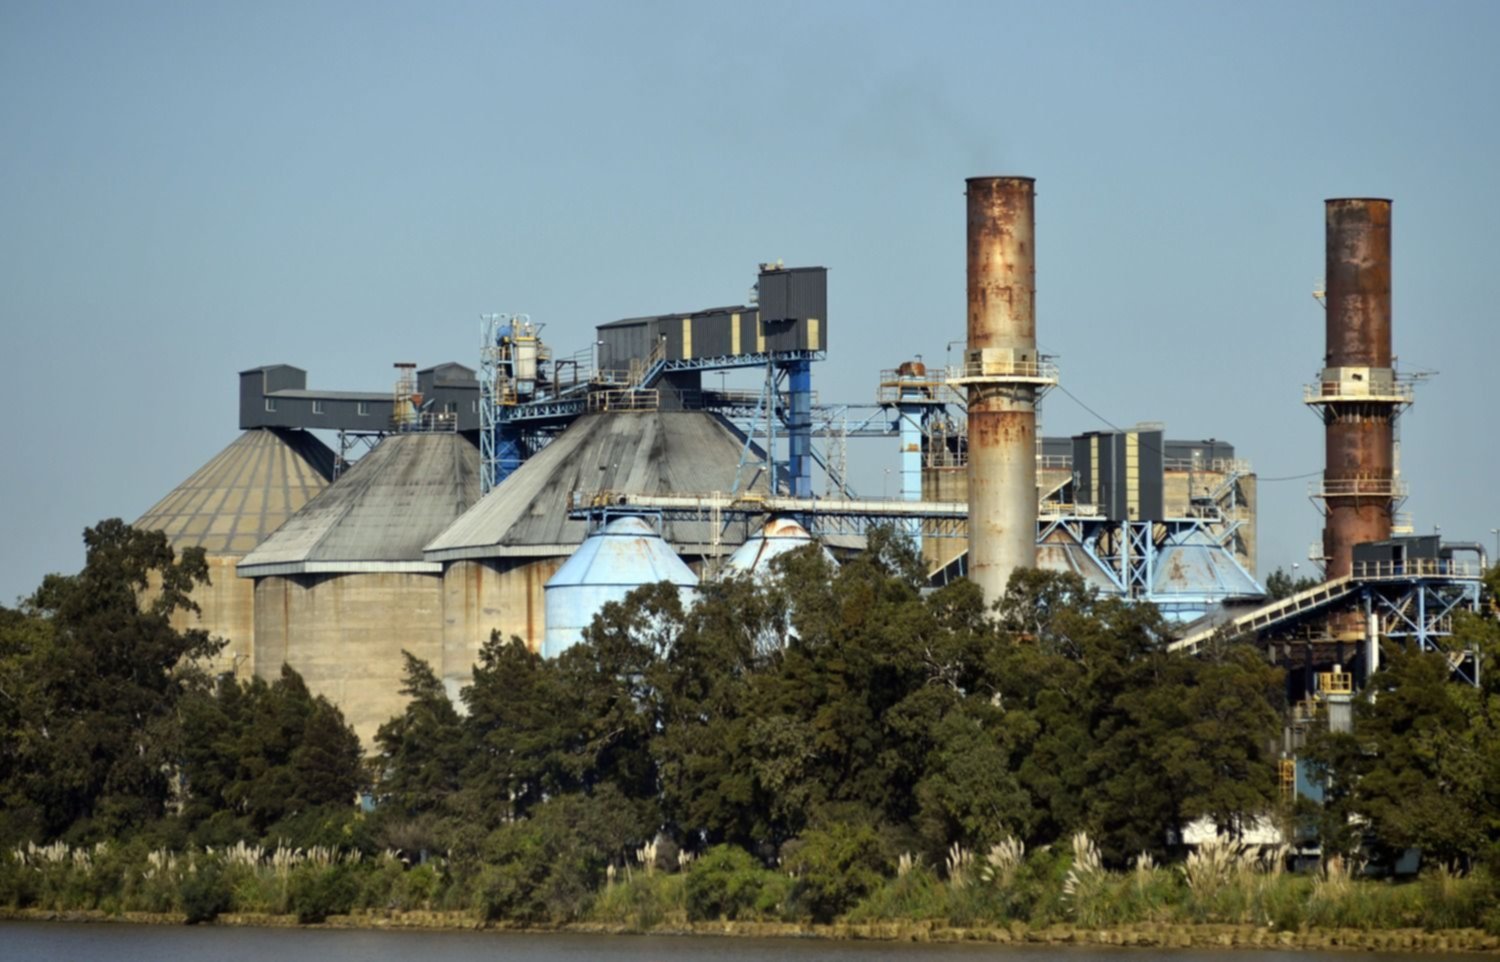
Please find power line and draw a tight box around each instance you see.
[1053,383,1316,481]
[1053,384,1124,433]
[1255,470,1322,483]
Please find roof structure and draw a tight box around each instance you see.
[1151,528,1264,601]
[135,428,336,556]
[426,411,768,562]
[239,433,480,576]
[546,516,700,589]
[727,517,836,573]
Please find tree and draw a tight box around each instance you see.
[1346,649,1485,863]
[182,665,364,838]
[649,573,779,848]
[461,634,581,825]
[1265,567,1318,602]
[3,519,218,840]
[373,652,465,818]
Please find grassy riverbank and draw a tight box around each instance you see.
[5,907,1500,953]
[5,836,1499,951]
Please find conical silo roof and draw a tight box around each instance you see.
[543,515,699,657]
[1036,526,1122,593]
[726,516,835,573]
[1150,528,1265,604]
[547,516,701,589]
[426,411,767,562]
[239,433,480,576]
[135,428,336,557]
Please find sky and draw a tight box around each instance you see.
[3,0,1498,604]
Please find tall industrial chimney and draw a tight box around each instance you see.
[1308,198,1407,580]
[962,176,1053,604]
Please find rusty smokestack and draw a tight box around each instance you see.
[1311,198,1402,580]
[964,176,1050,604]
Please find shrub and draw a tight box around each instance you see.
[180,860,233,924]
[846,864,948,922]
[783,821,888,923]
[287,864,359,923]
[591,870,686,928]
[685,845,789,921]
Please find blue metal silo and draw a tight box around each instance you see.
[542,514,699,658]
[725,516,836,575]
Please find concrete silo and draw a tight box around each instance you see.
[238,432,479,746]
[134,427,335,679]
[424,410,766,698]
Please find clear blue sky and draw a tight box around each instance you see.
[3,0,1497,603]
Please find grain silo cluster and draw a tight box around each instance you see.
[130,180,1483,755]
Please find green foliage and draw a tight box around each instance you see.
[1264,567,1318,601]
[286,863,358,923]
[683,845,789,921]
[0,520,218,841]
[178,666,364,841]
[783,819,889,922]
[179,859,232,923]
[591,871,686,929]
[15,518,1500,935]
[373,652,466,820]
[470,786,652,923]
[459,635,580,827]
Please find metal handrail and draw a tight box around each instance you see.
[945,359,1060,383]
[1311,478,1409,498]
[391,411,458,433]
[1303,381,1415,404]
[587,389,659,413]
[1317,671,1353,695]
[1352,559,1482,581]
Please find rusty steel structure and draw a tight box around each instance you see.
[1307,199,1411,581]
[954,176,1056,604]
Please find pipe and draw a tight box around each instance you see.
[965,176,1040,604]
[1319,198,1397,579]
[1444,542,1489,574]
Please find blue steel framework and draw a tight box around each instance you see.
[480,313,545,493]
[1360,562,1484,686]
[1171,558,1485,686]
[483,318,1266,623]
[482,337,833,496]
[930,515,1265,622]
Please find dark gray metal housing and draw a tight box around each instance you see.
[596,267,827,370]
[1072,429,1165,522]
[239,363,481,432]
[1352,535,1443,567]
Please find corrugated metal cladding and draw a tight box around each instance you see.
[757,267,827,353]
[598,320,652,372]
[1352,535,1442,566]
[596,266,827,368]
[1072,430,1164,522]
[758,267,827,327]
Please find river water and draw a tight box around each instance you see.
[0,924,1471,962]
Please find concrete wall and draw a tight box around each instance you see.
[147,554,256,681]
[440,557,562,701]
[252,571,445,749]
[187,556,256,678]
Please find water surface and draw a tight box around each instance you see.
[0,922,1465,962]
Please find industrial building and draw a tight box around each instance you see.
[237,432,480,744]
[134,427,336,678]
[123,179,1485,760]
[1164,198,1486,811]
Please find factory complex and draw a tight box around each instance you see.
[132,179,1486,785]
